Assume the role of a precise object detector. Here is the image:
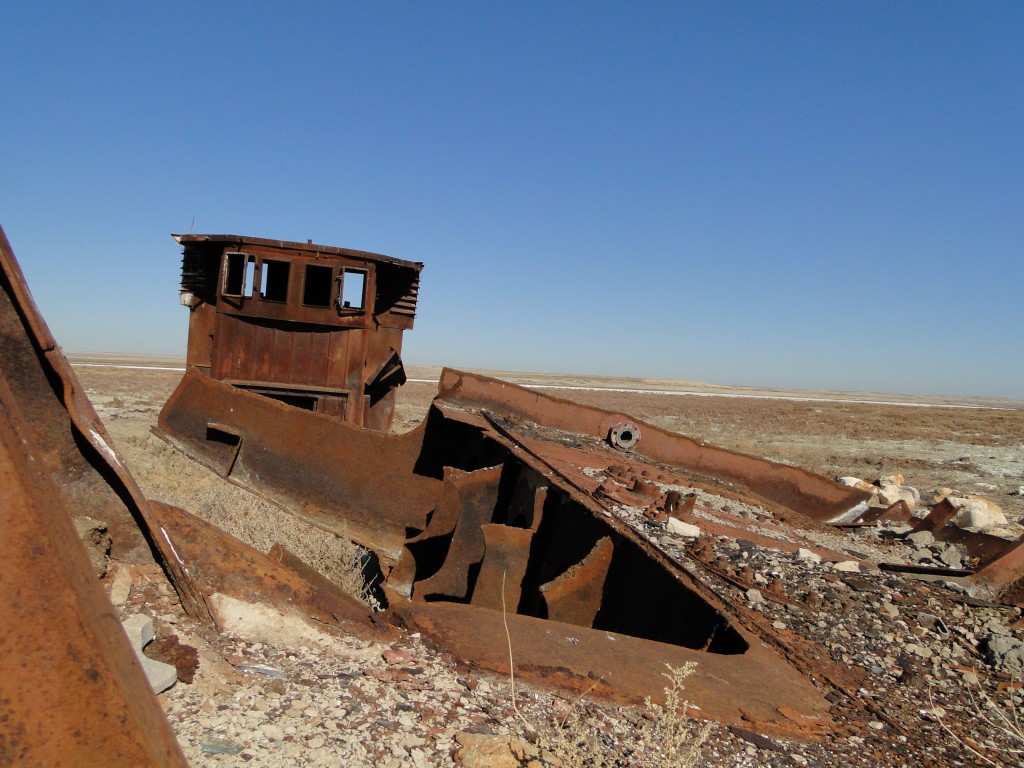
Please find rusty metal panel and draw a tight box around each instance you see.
[0,226,191,768]
[148,501,398,643]
[540,536,613,625]
[392,601,831,736]
[472,524,535,611]
[156,370,440,561]
[436,369,870,524]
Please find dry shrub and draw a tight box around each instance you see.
[538,663,711,767]
[931,677,1024,765]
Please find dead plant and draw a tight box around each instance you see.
[501,571,711,766]
[929,676,1024,766]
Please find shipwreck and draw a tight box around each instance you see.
[5,225,1024,765]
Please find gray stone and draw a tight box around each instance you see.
[832,561,861,573]
[666,518,700,538]
[983,634,1024,677]
[937,547,963,570]
[121,614,177,693]
[796,548,821,563]
[906,530,935,548]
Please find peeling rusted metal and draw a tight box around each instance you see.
[0,225,191,768]
[391,601,831,736]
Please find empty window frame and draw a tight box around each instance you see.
[337,268,367,311]
[260,259,291,302]
[302,263,334,307]
[223,252,256,298]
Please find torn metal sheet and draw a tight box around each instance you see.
[0,225,190,768]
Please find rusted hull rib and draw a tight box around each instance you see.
[0,226,190,768]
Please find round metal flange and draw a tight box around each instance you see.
[608,421,640,451]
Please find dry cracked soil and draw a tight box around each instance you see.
[71,356,1024,767]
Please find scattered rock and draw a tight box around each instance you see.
[455,733,528,768]
[121,614,177,693]
[951,496,1007,531]
[832,561,861,573]
[877,486,902,506]
[906,530,935,548]
[796,548,821,564]
[108,564,133,606]
[839,477,875,492]
[982,634,1024,677]
[666,518,700,538]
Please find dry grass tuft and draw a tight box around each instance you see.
[930,677,1024,765]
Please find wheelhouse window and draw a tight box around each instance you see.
[338,268,367,310]
[302,264,334,307]
[260,259,290,302]
[223,252,256,298]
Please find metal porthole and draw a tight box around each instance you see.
[609,421,641,451]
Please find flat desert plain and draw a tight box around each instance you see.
[72,353,1024,525]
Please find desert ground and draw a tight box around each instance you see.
[70,354,1024,767]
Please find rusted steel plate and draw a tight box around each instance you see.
[413,466,502,601]
[436,369,870,523]
[391,601,831,737]
[540,536,613,625]
[912,498,958,533]
[149,501,398,643]
[156,369,441,562]
[472,524,535,611]
[0,226,190,768]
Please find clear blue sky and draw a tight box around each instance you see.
[2,2,1021,398]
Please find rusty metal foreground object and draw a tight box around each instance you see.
[391,602,831,736]
[157,364,837,731]
[0,226,190,768]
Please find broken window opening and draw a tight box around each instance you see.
[259,391,318,411]
[222,252,256,298]
[260,259,290,303]
[302,264,334,307]
[205,425,241,447]
[337,269,367,311]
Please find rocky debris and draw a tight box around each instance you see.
[454,733,531,768]
[108,563,133,605]
[981,634,1024,677]
[796,548,821,563]
[73,515,111,578]
[839,475,921,511]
